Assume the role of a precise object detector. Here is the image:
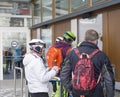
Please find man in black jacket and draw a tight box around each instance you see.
[60,29,115,97]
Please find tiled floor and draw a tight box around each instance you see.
[0,88,26,97]
[1,69,120,97]
[0,79,26,97]
[0,80,120,97]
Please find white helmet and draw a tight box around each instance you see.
[56,36,63,42]
[29,39,46,53]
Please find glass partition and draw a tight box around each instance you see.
[55,0,68,17]
[42,0,52,22]
[33,0,41,24]
[71,0,88,12]
[41,27,52,50]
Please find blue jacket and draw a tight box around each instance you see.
[13,48,22,62]
[60,41,115,97]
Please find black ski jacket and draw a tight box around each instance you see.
[60,41,115,97]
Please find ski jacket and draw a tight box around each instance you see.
[60,41,115,97]
[46,41,71,69]
[23,53,58,93]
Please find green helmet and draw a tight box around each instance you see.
[63,31,76,43]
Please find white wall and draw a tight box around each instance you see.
[79,14,103,50]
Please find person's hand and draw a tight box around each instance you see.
[46,67,51,71]
[52,66,59,73]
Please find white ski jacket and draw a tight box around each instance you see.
[23,53,58,93]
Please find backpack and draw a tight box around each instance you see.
[72,48,101,96]
[46,45,63,69]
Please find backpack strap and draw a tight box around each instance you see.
[74,48,81,59]
[97,73,102,84]
[89,49,100,58]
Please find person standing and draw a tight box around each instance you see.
[60,29,115,97]
[23,39,59,97]
[46,31,76,71]
[46,31,76,97]
[5,48,13,74]
[13,47,22,75]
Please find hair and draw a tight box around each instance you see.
[85,29,99,41]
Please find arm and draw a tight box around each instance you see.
[33,59,58,83]
[102,56,115,97]
[60,54,72,92]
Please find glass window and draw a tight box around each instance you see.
[27,18,32,27]
[71,0,88,12]
[12,2,30,15]
[92,0,110,6]
[42,0,52,22]
[10,18,24,27]
[0,2,12,14]
[0,17,32,27]
[41,27,52,50]
[55,0,68,17]
[0,1,30,15]
[34,0,41,24]
[0,17,10,27]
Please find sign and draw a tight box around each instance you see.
[11,41,18,47]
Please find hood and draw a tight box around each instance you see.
[54,41,71,59]
[23,53,35,67]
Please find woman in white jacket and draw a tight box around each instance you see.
[23,39,59,97]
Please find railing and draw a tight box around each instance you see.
[14,66,24,97]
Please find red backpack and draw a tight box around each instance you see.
[72,48,101,96]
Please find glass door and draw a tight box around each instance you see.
[0,28,30,80]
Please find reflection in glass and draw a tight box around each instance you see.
[41,27,52,50]
[3,32,26,80]
[0,1,30,15]
[71,0,88,12]
[12,2,30,15]
[42,0,52,22]
[10,18,24,27]
[34,0,41,24]
[92,0,110,6]
[55,0,68,17]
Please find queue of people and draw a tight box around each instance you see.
[4,46,26,75]
[23,29,115,97]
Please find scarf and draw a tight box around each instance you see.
[54,41,71,59]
